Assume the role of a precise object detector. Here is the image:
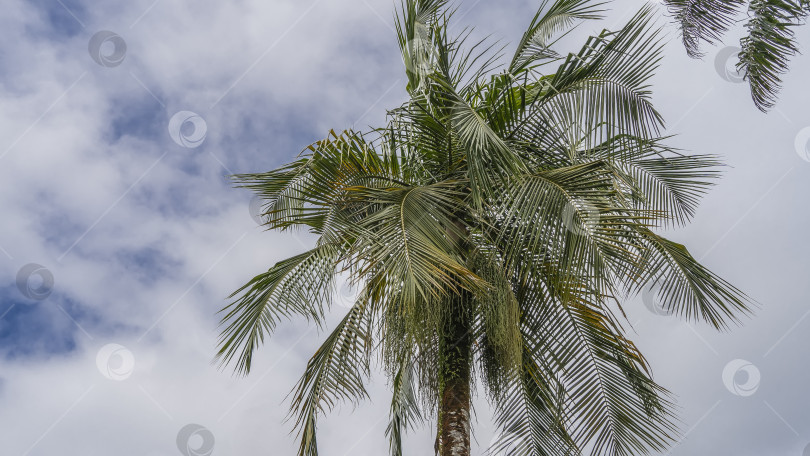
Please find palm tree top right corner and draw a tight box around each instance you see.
[216,0,755,455]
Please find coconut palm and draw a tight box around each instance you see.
[216,1,750,455]
[664,0,810,111]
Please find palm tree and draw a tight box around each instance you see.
[216,1,751,455]
[664,0,810,111]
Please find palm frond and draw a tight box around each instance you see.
[396,0,452,91]
[488,162,644,294]
[738,0,808,111]
[510,0,607,72]
[342,180,488,303]
[589,135,722,226]
[520,271,678,455]
[530,6,665,141]
[385,354,423,456]
[233,130,394,233]
[634,228,753,329]
[445,91,529,205]
[490,343,579,456]
[472,252,523,382]
[216,243,341,374]
[289,295,375,456]
[664,0,748,57]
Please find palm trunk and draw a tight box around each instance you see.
[436,291,472,456]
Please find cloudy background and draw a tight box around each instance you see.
[0,0,808,454]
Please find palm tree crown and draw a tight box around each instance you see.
[217,1,751,455]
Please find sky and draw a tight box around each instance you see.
[1,0,809,455]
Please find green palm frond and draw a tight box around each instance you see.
[216,243,341,374]
[533,6,665,140]
[289,295,375,456]
[520,271,677,455]
[396,0,452,91]
[510,0,607,72]
[588,135,722,227]
[385,354,423,456]
[342,180,487,301]
[634,228,752,329]
[665,0,748,57]
[473,252,523,380]
[490,348,577,456]
[233,130,394,233]
[738,0,808,111]
[487,162,642,292]
[444,91,529,206]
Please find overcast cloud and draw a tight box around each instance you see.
[1,0,809,455]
